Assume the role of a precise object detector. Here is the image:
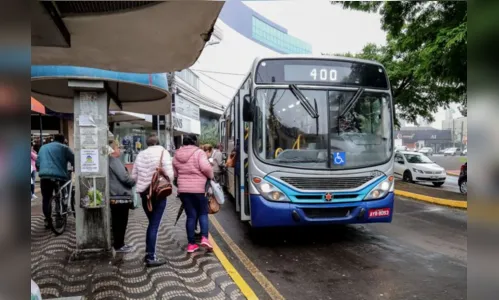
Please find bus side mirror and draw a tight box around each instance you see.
[242,94,253,122]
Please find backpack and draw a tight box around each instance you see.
[147,150,173,212]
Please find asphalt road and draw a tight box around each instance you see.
[428,154,467,172]
[403,174,461,194]
[212,196,467,300]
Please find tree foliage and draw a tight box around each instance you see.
[328,1,467,123]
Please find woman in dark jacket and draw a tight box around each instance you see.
[108,141,136,253]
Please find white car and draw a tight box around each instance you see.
[461,148,467,156]
[418,147,433,156]
[444,147,461,156]
[394,151,447,187]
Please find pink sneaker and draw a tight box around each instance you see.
[200,237,213,251]
[187,243,199,253]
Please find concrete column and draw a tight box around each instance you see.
[70,80,111,256]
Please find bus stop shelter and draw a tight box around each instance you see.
[31,0,224,73]
[31,0,225,256]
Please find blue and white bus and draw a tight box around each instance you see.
[220,55,394,228]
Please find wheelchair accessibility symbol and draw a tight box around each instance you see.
[332,152,346,166]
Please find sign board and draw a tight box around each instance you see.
[174,95,200,121]
[173,113,200,135]
[80,127,98,148]
[80,149,99,173]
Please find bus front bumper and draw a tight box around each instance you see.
[250,193,394,228]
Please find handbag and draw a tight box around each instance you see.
[208,194,220,214]
[147,150,173,212]
[225,152,236,168]
[205,180,220,214]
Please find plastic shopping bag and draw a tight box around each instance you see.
[131,186,141,209]
[31,279,42,300]
[210,180,225,205]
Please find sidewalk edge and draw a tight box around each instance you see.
[395,189,467,209]
[446,171,459,177]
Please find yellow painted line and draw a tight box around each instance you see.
[395,189,467,209]
[446,171,459,176]
[210,215,285,300]
[209,235,258,300]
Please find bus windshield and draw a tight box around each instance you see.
[253,88,393,169]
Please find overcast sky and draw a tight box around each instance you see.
[198,1,462,128]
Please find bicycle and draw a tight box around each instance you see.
[50,173,75,235]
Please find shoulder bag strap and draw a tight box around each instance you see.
[158,149,164,169]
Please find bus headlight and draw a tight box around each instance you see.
[252,177,290,202]
[364,176,394,200]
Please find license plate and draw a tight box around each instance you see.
[431,176,438,179]
[368,208,391,218]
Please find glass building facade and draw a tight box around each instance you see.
[252,17,312,54]
[219,1,312,55]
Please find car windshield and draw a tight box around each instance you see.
[404,153,433,164]
[253,88,392,169]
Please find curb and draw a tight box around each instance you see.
[395,189,467,209]
[446,171,459,177]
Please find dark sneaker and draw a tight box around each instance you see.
[115,244,135,253]
[146,258,167,267]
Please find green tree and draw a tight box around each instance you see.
[328,1,467,123]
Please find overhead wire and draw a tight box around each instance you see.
[195,71,240,90]
[190,69,246,76]
[196,76,234,100]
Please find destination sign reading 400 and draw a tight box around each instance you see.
[283,65,351,83]
[310,67,338,81]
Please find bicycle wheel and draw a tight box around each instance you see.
[50,194,67,235]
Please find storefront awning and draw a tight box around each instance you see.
[109,111,152,125]
[31,97,45,114]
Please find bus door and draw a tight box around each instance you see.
[238,88,251,221]
[219,119,227,187]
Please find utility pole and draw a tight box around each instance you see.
[167,72,176,153]
[156,115,160,142]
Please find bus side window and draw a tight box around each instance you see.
[230,101,235,140]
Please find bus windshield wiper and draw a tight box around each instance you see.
[339,88,364,117]
[289,84,319,119]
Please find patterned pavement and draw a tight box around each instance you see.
[31,196,245,300]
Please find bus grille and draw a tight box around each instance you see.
[280,176,375,190]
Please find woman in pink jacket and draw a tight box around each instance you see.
[173,134,214,253]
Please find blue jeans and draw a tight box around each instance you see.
[141,193,167,260]
[180,193,209,244]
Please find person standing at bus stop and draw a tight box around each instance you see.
[204,144,223,182]
[173,134,214,253]
[31,144,38,200]
[132,134,174,267]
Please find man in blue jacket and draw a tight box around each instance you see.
[36,134,75,229]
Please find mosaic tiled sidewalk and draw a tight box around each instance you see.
[31,197,245,300]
